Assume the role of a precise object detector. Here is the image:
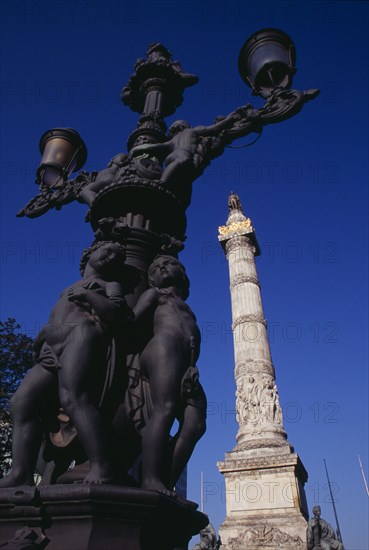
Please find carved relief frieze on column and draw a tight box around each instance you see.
[235,374,283,429]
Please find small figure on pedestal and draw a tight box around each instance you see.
[192,522,220,550]
[306,505,344,550]
[228,191,242,212]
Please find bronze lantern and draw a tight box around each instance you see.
[239,28,296,99]
[37,128,87,187]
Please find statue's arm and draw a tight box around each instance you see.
[196,112,238,136]
[198,104,258,137]
[68,282,126,325]
[32,325,47,361]
[132,288,158,324]
[130,142,169,159]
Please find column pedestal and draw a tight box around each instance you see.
[218,447,308,549]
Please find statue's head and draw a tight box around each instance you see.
[80,241,125,276]
[148,255,190,299]
[168,120,191,136]
[262,375,274,388]
[312,505,321,517]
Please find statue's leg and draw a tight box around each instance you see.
[0,365,57,487]
[111,403,141,477]
[140,340,183,494]
[58,341,113,483]
[78,177,115,206]
[78,187,96,207]
[161,156,189,185]
[170,398,206,487]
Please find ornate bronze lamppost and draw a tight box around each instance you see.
[2,29,319,550]
[18,30,318,263]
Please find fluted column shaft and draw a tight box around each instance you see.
[219,211,287,451]
[226,235,272,369]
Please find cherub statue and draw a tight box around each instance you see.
[131,255,206,495]
[129,106,260,198]
[77,153,128,207]
[0,241,130,487]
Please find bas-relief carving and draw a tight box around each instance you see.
[235,375,283,429]
[226,523,305,549]
[235,359,275,377]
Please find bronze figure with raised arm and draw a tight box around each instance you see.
[129,105,260,189]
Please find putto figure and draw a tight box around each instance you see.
[306,505,344,550]
[0,241,129,487]
[129,107,259,202]
[132,255,206,495]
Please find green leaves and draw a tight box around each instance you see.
[0,318,34,477]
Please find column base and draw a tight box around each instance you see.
[0,484,208,550]
[217,448,308,549]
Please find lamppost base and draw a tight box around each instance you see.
[0,484,208,550]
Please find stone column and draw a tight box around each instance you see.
[217,193,308,550]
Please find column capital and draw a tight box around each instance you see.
[218,192,260,255]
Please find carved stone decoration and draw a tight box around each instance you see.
[235,359,275,377]
[260,376,283,425]
[235,374,283,429]
[218,219,252,236]
[226,523,305,549]
[230,274,260,290]
[232,313,267,330]
[223,235,259,258]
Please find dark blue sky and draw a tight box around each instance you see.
[0,1,368,547]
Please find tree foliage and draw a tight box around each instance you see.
[0,318,34,477]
